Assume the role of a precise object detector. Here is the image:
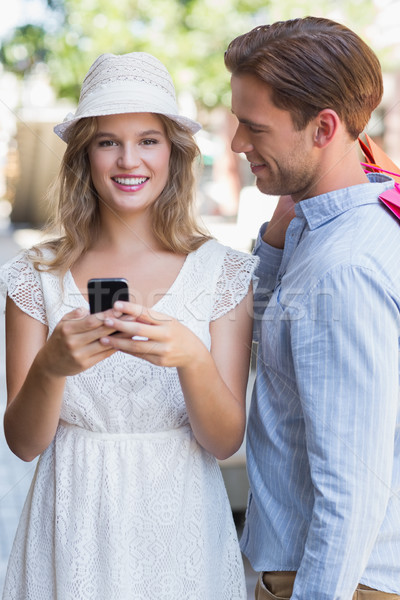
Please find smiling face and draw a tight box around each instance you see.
[230,73,320,201]
[87,112,171,217]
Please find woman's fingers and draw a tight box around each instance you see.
[113,301,172,326]
[59,307,118,340]
[99,303,173,362]
[62,306,89,321]
[103,302,174,342]
[50,307,118,364]
[100,304,206,370]
[100,336,169,365]
[103,316,155,340]
[99,302,206,370]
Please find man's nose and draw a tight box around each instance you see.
[231,124,253,154]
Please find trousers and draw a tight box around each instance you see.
[255,571,400,600]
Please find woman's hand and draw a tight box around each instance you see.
[37,306,118,378]
[99,302,208,368]
[262,194,296,248]
[98,295,252,461]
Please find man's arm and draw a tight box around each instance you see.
[290,266,399,599]
[253,196,295,332]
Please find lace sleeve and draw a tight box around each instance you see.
[211,247,259,321]
[0,252,47,325]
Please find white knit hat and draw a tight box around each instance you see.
[54,52,202,142]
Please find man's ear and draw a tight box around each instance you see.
[313,109,339,148]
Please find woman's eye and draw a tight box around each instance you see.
[99,140,117,147]
[141,139,158,146]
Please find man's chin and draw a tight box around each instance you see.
[255,178,285,197]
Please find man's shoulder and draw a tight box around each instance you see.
[311,198,399,251]
[293,202,400,290]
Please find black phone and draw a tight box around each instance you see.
[87,278,129,314]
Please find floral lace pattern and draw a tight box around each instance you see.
[0,240,258,600]
[0,255,47,325]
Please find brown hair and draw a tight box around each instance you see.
[31,115,211,274]
[224,16,383,139]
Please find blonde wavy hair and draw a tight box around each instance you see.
[30,114,211,274]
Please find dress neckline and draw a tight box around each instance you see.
[65,239,214,311]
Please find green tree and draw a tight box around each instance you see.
[0,0,270,108]
[1,0,393,110]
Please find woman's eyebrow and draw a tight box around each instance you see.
[93,129,164,139]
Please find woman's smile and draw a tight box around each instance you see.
[111,175,149,192]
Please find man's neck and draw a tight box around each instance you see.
[296,139,369,202]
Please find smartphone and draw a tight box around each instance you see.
[87,278,129,314]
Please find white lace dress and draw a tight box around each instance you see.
[0,239,258,600]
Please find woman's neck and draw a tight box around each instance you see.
[93,209,162,255]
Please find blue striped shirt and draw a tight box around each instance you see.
[242,173,400,599]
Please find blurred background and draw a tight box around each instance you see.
[0,0,399,596]
[1,0,400,244]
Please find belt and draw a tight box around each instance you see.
[58,420,192,441]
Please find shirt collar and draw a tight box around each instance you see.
[295,173,394,230]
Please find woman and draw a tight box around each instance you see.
[0,52,257,599]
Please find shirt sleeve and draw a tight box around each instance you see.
[0,252,47,325]
[289,265,399,600]
[253,222,283,341]
[210,246,259,321]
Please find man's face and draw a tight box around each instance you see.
[230,73,319,201]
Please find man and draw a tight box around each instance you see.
[225,16,400,600]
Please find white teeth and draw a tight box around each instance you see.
[114,177,148,185]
